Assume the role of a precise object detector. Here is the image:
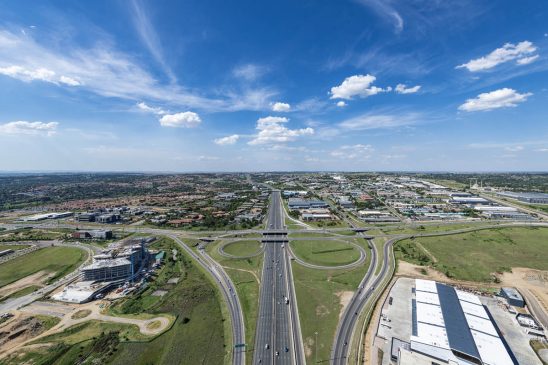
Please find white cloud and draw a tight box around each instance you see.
[232,63,267,81]
[214,134,240,145]
[458,88,532,112]
[339,113,419,130]
[516,55,539,65]
[537,148,548,152]
[395,83,421,94]
[248,116,314,145]
[0,121,58,136]
[0,65,81,87]
[336,101,347,107]
[159,112,201,128]
[457,41,538,72]
[272,102,291,112]
[330,74,389,100]
[137,102,166,115]
[331,144,374,159]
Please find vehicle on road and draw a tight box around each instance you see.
[265,344,269,350]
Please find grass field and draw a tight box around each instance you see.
[107,237,227,365]
[290,240,361,266]
[206,239,262,363]
[0,285,41,302]
[0,246,86,287]
[292,259,369,363]
[12,237,227,365]
[222,240,262,257]
[395,226,548,282]
[0,244,30,251]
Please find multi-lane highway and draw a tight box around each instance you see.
[253,191,305,364]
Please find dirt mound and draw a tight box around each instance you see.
[0,316,45,350]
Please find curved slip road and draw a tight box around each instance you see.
[168,234,246,365]
[286,239,366,271]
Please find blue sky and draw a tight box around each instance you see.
[0,0,547,172]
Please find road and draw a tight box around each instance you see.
[168,234,246,365]
[253,191,305,365]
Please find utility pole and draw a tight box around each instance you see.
[315,331,318,363]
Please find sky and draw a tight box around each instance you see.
[0,0,547,172]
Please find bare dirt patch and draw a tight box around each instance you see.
[499,268,548,313]
[315,304,329,317]
[0,315,48,354]
[335,291,353,319]
[304,336,313,357]
[0,271,54,299]
[146,320,161,330]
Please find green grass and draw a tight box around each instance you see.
[0,246,86,288]
[290,240,360,266]
[222,240,262,257]
[36,320,151,344]
[0,244,30,251]
[107,237,227,365]
[35,315,62,331]
[395,227,548,282]
[0,285,41,302]
[0,229,66,242]
[206,239,262,363]
[292,259,369,363]
[16,237,227,365]
[380,222,494,235]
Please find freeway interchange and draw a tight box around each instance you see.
[3,197,548,365]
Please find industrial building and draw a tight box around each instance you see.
[393,279,516,365]
[72,229,113,239]
[76,212,97,222]
[474,206,533,220]
[500,287,525,307]
[497,191,548,204]
[450,196,489,205]
[21,211,73,221]
[287,198,328,210]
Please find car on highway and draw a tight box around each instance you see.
[265,344,269,350]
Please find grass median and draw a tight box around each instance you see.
[290,240,361,267]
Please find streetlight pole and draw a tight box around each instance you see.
[315,331,318,363]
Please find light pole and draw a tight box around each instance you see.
[315,331,318,363]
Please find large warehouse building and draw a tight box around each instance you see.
[394,279,516,365]
[497,191,548,204]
